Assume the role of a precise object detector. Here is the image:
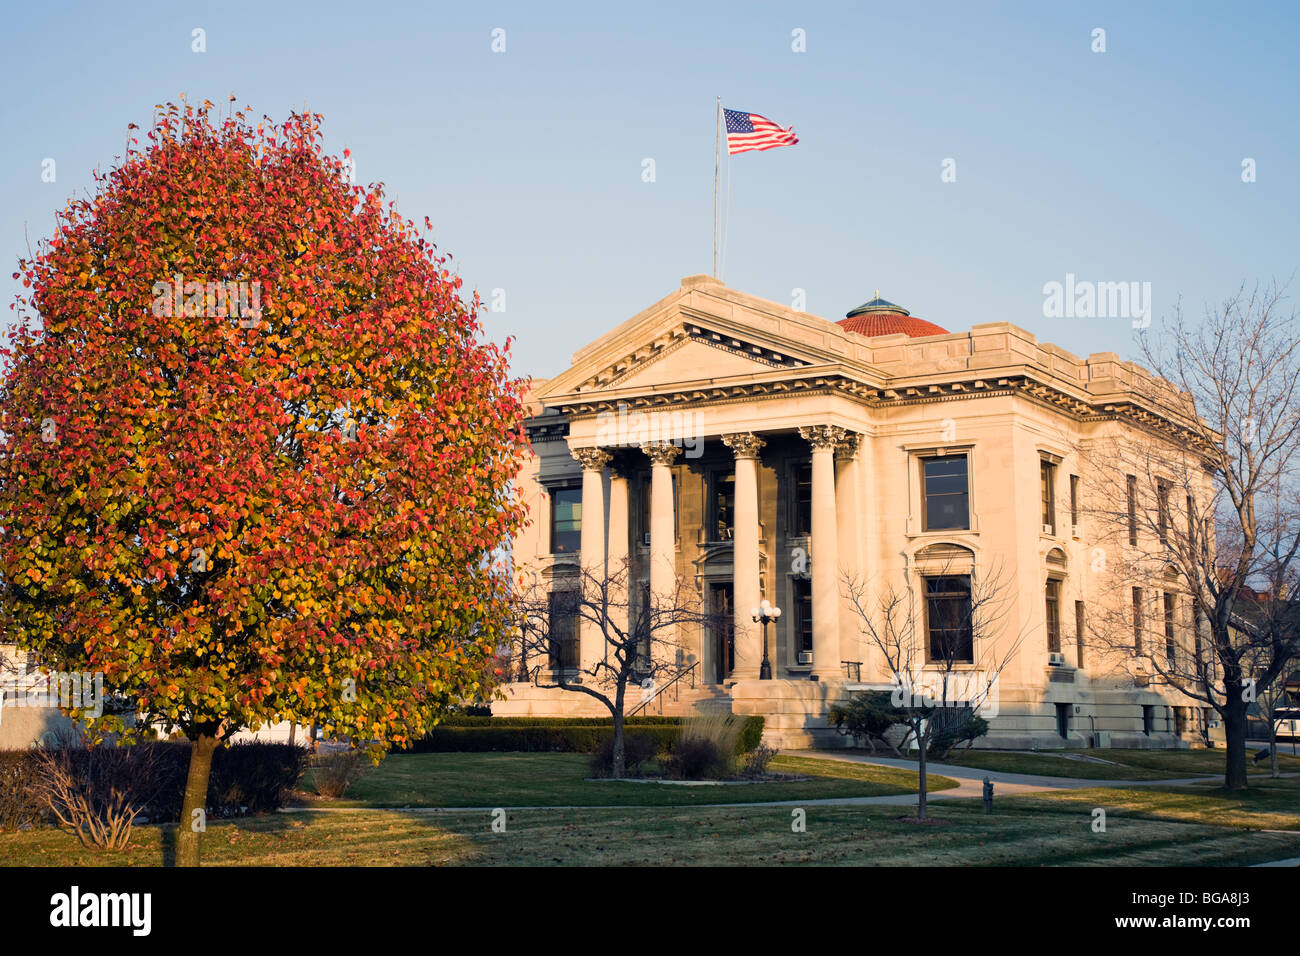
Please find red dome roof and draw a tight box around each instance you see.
[837,313,949,338]
[837,293,947,338]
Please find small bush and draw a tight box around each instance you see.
[32,742,168,850]
[741,741,778,779]
[736,715,765,754]
[311,750,367,798]
[0,752,44,831]
[587,732,659,778]
[664,737,726,780]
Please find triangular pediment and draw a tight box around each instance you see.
[534,278,844,404]
[605,329,808,391]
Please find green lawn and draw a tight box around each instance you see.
[305,752,957,808]
[3,751,1296,866]
[3,794,1297,867]
[893,747,1300,781]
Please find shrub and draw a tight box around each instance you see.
[664,737,726,780]
[587,732,660,778]
[736,715,765,754]
[741,741,778,779]
[32,741,169,849]
[311,750,367,798]
[927,709,989,759]
[677,713,743,770]
[829,692,909,753]
[0,752,43,831]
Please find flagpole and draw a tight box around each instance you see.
[713,96,721,278]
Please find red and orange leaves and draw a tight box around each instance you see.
[0,100,528,745]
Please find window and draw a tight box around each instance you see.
[1075,600,1086,668]
[1157,479,1171,546]
[710,471,735,541]
[550,486,582,554]
[792,461,812,536]
[1069,474,1080,529]
[793,578,813,657]
[922,455,970,531]
[547,590,579,670]
[1142,704,1154,736]
[1126,474,1138,545]
[925,575,974,663]
[1163,592,1177,666]
[1045,578,1061,653]
[1040,460,1057,534]
[1055,702,1071,738]
[1192,604,1203,661]
[1132,587,1144,653]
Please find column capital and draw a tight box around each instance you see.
[721,432,766,460]
[834,431,863,461]
[572,446,612,471]
[641,442,682,466]
[799,424,848,450]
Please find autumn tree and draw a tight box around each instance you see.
[1080,282,1300,790]
[0,99,527,864]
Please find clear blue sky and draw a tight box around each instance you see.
[2,1,1297,378]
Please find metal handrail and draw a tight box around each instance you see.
[626,661,699,718]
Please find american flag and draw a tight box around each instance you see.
[724,108,799,155]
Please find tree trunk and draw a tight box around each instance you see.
[176,733,218,867]
[288,723,296,747]
[611,700,626,780]
[916,723,928,820]
[1222,700,1248,790]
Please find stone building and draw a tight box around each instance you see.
[501,275,1218,749]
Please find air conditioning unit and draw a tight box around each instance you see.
[797,651,813,665]
[1072,524,1082,538]
[642,532,651,546]
[1043,523,1055,535]
[1093,731,1111,748]
[1048,652,1066,667]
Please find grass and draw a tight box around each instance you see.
[891,747,1300,781]
[4,750,1296,866]
[3,794,1297,867]
[303,752,958,808]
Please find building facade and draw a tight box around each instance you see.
[502,275,1218,749]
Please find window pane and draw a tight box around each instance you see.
[926,575,973,662]
[550,487,582,554]
[923,456,969,531]
[714,473,735,540]
[794,462,812,535]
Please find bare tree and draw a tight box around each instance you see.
[843,556,1026,820]
[1081,281,1300,790]
[511,558,717,778]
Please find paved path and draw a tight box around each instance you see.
[784,750,1300,797]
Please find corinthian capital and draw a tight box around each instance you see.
[834,431,863,461]
[721,432,766,461]
[641,442,682,466]
[799,424,848,450]
[572,446,612,471]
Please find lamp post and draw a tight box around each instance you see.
[751,599,781,680]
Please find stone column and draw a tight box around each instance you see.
[800,425,846,680]
[722,432,765,681]
[835,433,863,676]
[573,446,611,674]
[642,442,681,667]
[607,468,630,647]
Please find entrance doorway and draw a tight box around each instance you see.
[709,582,734,684]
